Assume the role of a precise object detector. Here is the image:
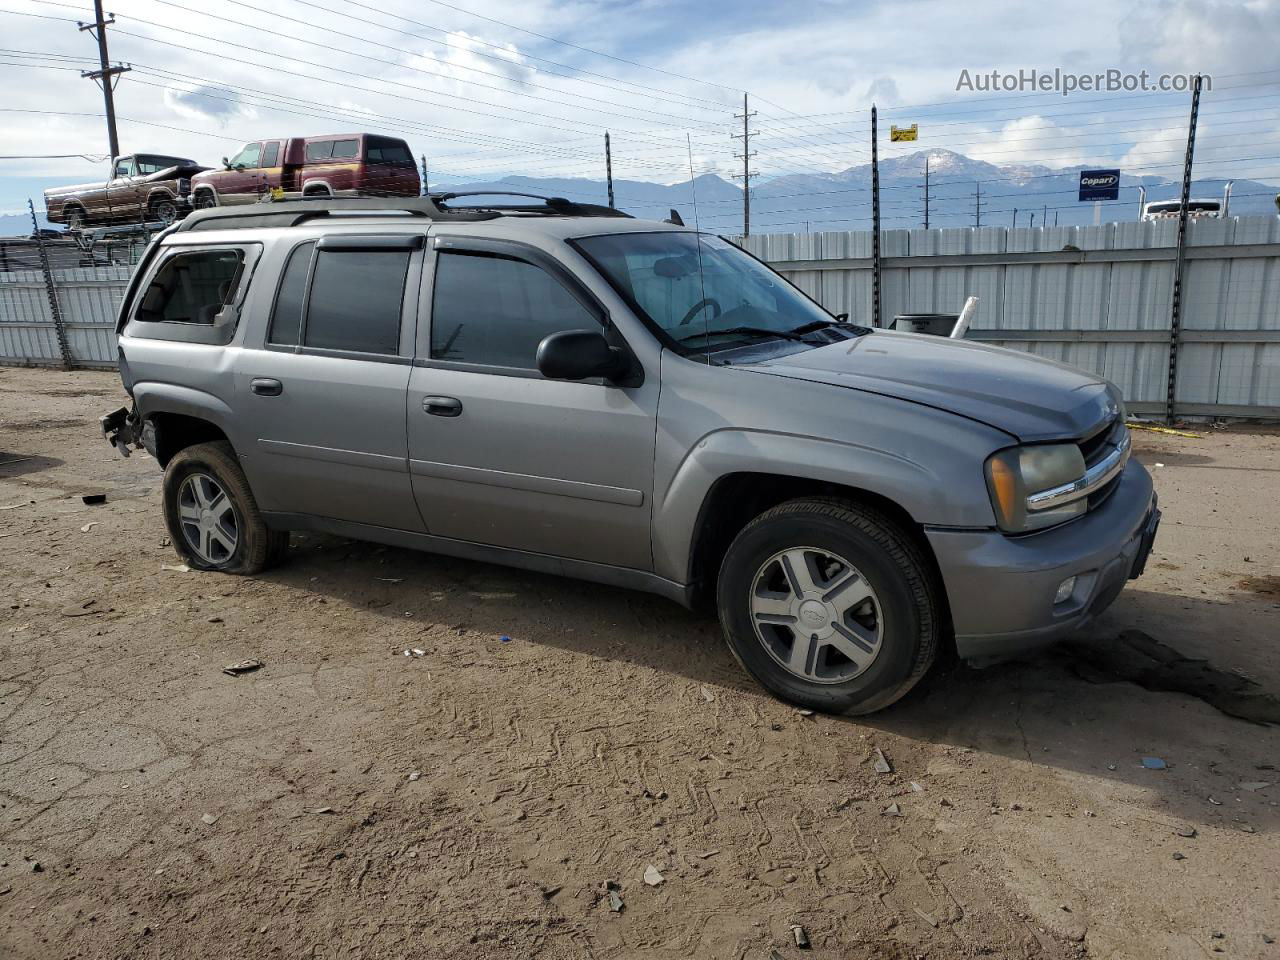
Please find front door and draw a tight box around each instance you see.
[234,234,426,531]
[104,157,142,223]
[406,238,657,571]
[216,142,265,204]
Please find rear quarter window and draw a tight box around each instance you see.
[332,139,359,160]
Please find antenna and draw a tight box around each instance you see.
[685,133,701,232]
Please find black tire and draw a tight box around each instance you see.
[193,192,217,210]
[716,497,941,715]
[150,198,179,225]
[162,441,287,575]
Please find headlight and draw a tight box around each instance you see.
[985,443,1086,532]
[178,178,191,195]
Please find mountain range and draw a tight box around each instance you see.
[3,149,1276,237]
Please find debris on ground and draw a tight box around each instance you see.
[608,889,624,912]
[81,493,106,505]
[910,781,925,792]
[1173,852,1186,860]
[305,807,334,815]
[499,635,511,643]
[914,906,939,928]
[700,685,714,702]
[408,771,421,782]
[1126,422,1201,439]
[200,813,219,826]
[222,659,263,677]
[872,747,893,774]
[160,563,189,573]
[206,616,223,624]
[791,923,810,948]
[1175,826,1197,838]
[882,802,902,817]
[1238,781,1272,792]
[1141,757,1167,770]
[60,599,99,617]
[643,864,664,886]
[401,648,426,658]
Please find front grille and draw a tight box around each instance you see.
[1078,415,1120,468]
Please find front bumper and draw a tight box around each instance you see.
[926,459,1158,660]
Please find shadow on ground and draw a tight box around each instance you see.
[260,531,1280,835]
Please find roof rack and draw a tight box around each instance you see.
[175,192,630,233]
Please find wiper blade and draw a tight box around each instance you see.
[676,325,804,345]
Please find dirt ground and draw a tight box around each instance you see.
[1,366,1277,960]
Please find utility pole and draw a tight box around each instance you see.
[1012,208,1018,228]
[731,93,757,236]
[420,154,429,195]
[1166,73,1203,425]
[78,0,130,159]
[604,132,615,209]
[919,154,931,229]
[973,182,986,227]
[1030,212,1036,229]
[871,105,882,328]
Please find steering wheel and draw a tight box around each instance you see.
[678,297,722,327]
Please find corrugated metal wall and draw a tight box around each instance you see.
[0,265,129,369]
[740,215,1280,417]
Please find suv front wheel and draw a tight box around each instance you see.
[716,498,940,715]
[162,442,287,574]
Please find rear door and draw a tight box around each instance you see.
[406,236,657,570]
[234,233,426,531]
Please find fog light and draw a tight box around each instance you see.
[1054,576,1077,605]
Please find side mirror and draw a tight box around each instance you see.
[536,329,628,382]
[221,156,231,170]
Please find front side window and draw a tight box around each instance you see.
[114,158,133,178]
[430,251,598,369]
[135,249,245,325]
[575,232,834,352]
[261,142,280,167]
[303,249,409,355]
[229,142,261,169]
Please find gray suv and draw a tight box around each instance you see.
[102,195,1160,714]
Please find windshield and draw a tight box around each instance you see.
[575,231,837,352]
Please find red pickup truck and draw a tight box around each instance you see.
[189,133,419,207]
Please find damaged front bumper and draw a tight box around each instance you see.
[101,406,146,457]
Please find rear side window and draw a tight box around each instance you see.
[366,138,413,163]
[136,249,245,325]
[430,251,598,369]
[305,141,334,162]
[268,241,315,346]
[332,139,359,160]
[303,250,410,355]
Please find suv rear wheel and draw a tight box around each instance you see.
[716,498,940,715]
[162,442,287,575]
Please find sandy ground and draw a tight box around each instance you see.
[0,366,1277,960]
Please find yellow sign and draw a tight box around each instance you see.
[890,124,919,142]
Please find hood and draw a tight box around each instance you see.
[147,162,209,181]
[737,330,1118,442]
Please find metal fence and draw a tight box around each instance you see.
[739,215,1280,419]
[3,217,1278,418]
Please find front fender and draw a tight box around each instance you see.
[652,428,999,585]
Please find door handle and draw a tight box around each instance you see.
[422,396,462,417]
[251,378,283,397]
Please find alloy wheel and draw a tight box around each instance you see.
[177,472,239,565]
[749,546,883,683]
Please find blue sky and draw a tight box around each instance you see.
[2,0,1279,214]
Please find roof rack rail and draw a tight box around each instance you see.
[435,190,631,218]
[175,192,631,233]
[175,195,496,232]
